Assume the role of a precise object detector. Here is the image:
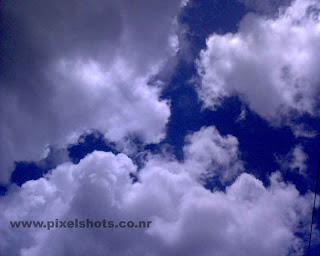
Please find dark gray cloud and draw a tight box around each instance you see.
[0,0,183,182]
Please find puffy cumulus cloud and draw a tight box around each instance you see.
[197,0,320,124]
[0,128,315,256]
[183,126,244,182]
[0,151,137,256]
[0,0,184,183]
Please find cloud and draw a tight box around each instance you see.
[238,0,292,14]
[0,0,184,183]
[197,0,320,124]
[290,146,308,174]
[0,126,315,256]
[277,145,308,175]
[289,123,318,138]
[183,126,244,182]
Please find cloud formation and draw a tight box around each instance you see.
[183,126,244,182]
[0,126,314,256]
[0,0,183,183]
[197,0,320,124]
[238,0,292,14]
[277,145,309,175]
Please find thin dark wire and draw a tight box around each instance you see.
[307,157,320,256]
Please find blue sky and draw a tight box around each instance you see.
[1,0,320,255]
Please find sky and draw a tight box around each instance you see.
[1,0,320,255]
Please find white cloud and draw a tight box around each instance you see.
[0,127,315,256]
[290,146,308,173]
[291,124,317,138]
[183,126,244,182]
[197,0,320,124]
[277,145,308,175]
[0,0,185,183]
[237,108,247,122]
